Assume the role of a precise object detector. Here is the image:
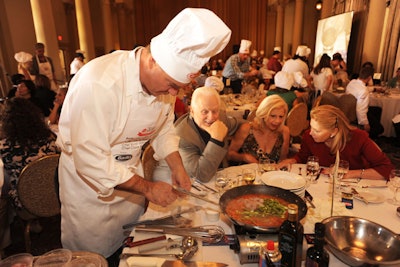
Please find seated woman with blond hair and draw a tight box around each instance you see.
[278,105,393,180]
[227,95,290,164]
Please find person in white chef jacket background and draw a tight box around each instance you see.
[56,8,231,266]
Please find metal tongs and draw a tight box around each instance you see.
[122,206,200,229]
[135,225,225,243]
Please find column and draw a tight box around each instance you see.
[292,0,305,53]
[75,0,95,60]
[30,0,65,83]
[275,1,284,52]
[101,0,115,53]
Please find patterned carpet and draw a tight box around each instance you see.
[2,136,399,259]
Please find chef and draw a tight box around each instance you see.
[56,8,231,266]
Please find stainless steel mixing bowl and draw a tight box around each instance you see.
[322,216,400,266]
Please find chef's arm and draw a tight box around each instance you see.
[116,173,178,207]
[165,151,191,191]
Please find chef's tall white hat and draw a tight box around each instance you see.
[14,51,32,63]
[151,8,231,84]
[295,45,311,57]
[274,71,294,90]
[239,39,252,54]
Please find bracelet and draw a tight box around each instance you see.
[360,169,365,178]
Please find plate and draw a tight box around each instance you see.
[261,171,306,190]
[355,190,385,204]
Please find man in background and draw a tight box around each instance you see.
[222,39,258,94]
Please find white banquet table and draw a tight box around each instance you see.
[369,92,400,137]
[120,163,400,267]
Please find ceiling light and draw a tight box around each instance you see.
[316,0,323,11]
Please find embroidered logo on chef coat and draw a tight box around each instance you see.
[138,127,156,137]
[114,154,133,161]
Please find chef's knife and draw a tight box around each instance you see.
[125,256,227,267]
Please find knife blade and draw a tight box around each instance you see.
[125,256,227,267]
[304,190,316,208]
[351,188,368,204]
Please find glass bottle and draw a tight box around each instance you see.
[278,204,304,267]
[305,223,329,267]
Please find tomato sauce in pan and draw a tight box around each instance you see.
[225,194,289,228]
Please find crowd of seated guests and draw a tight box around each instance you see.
[0,98,60,255]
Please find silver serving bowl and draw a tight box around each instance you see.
[322,216,400,266]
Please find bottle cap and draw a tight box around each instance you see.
[266,240,275,251]
[287,204,298,214]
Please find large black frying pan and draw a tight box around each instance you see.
[219,184,307,233]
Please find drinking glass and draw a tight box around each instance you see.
[0,253,33,267]
[33,248,72,267]
[259,158,277,174]
[242,168,256,185]
[329,160,349,190]
[306,156,320,184]
[214,171,229,195]
[387,169,400,205]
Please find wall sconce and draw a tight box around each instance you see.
[316,0,322,11]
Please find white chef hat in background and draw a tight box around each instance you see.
[205,76,224,92]
[14,51,33,63]
[239,39,252,54]
[274,71,294,90]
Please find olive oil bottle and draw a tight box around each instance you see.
[278,204,304,267]
[305,223,329,267]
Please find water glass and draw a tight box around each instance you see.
[242,168,256,185]
[214,171,229,195]
[0,253,33,267]
[306,156,320,184]
[387,169,400,205]
[33,249,72,267]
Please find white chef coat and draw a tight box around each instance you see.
[70,57,85,75]
[346,79,370,126]
[282,58,309,78]
[56,48,179,257]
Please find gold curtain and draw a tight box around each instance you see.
[132,0,273,61]
[381,0,400,81]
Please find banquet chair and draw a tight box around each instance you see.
[141,144,158,181]
[16,154,60,253]
[286,103,309,154]
[337,93,357,124]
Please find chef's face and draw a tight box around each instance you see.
[191,95,220,129]
[16,82,31,99]
[309,119,334,143]
[144,60,190,97]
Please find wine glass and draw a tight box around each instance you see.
[387,169,400,205]
[242,168,256,185]
[214,172,229,195]
[306,156,320,184]
[258,158,276,174]
[329,160,349,190]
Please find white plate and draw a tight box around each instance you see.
[261,171,306,190]
[355,190,385,204]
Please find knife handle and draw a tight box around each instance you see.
[126,256,165,267]
[127,235,167,248]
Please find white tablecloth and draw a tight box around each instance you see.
[120,163,400,267]
[369,92,400,137]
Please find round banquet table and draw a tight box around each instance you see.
[119,163,400,267]
[369,91,400,137]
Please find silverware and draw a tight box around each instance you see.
[361,185,388,189]
[304,190,316,208]
[122,206,200,229]
[351,188,368,204]
[194,179,218,193]
[135,225,225,243]
[124,256,228,267]
[173,186,220,206]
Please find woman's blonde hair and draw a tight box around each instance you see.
[310,105,356,154]
[253,95,288,130]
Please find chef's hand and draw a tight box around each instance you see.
[165,151,191,191]
[144,181,178,207]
